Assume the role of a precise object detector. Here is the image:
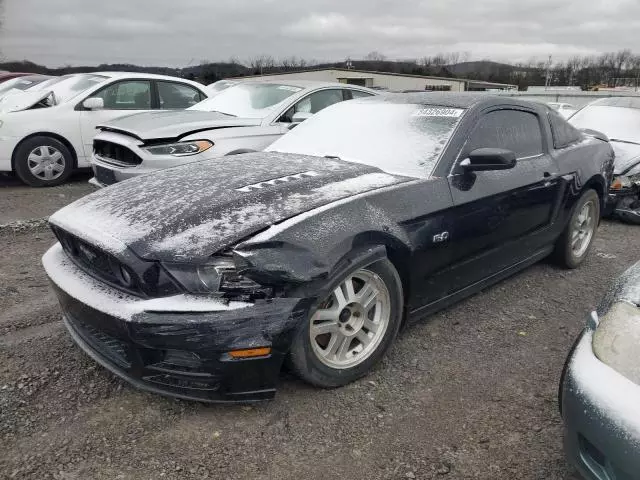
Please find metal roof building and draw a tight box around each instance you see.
[231,68,516,92]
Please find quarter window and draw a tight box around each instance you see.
[464,109,544,159]
[92,81,152,110]
[548,109,582,148]
[280,89,345,122]
[157,81,204,109]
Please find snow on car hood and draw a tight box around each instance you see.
[97,110,262,141]
[49,152,412,262]
[610,141,640,175]
[0,89,53,113]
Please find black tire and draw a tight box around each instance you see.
[554,189,600,269]
[288,258,403,388]
[14,136,74,187]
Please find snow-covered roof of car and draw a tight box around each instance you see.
[239,78,374,90]
[353,92,537,110]
[590,97,640,109]
[91,71,206,88]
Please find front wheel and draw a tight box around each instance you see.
[14,136,74,187]
[554,189,600,269]
[288,258,403,388]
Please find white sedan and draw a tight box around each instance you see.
[0,72,208,186]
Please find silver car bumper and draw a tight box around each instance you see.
[561,322,640,480]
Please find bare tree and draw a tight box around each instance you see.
[365,51,387,62]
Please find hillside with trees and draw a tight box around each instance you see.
[2,49,639,91]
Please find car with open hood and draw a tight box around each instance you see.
[89,79,376,187]
[570,97,640,224]
[43,93,613,403]
[560,261,640,480]
[0,72,208,187]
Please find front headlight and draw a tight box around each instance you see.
[144,140,213,157]
[163,256,266,296]
[611,175,632,190]
[592,301,640,384]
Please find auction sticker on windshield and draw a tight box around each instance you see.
[412,108,464,118]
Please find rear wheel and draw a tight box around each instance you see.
[554,189,600,269]
[14,136,73,187]
[288,258,403,387]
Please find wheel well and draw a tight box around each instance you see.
[583,175,606,213]
[11,132,78,172]
[351,232,412,326]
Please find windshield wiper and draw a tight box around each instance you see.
[610,138,640,146]
[323,155,342,160]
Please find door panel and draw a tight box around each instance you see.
[79,80,153,160]
[444,108,563,292]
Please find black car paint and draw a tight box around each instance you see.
[46,93,614,402]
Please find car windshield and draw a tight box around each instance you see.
[189,83,302,118]
[570,105,640,144]
[49,74,108,104]
[268,101,465,178]
[0,77,47,95]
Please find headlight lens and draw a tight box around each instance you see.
[164,256,265,295]
[144,140,213,157]
[611,175,632,190]
[592,301,640,384]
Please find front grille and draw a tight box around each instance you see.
[94,139,142,166]
[53,227,142,297]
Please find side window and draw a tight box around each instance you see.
[93,81,151,110]
[548,110,582,149]
[347,89,375,100]
[280,89,345,122]
[157,81,204,109]
[463,110,544,159]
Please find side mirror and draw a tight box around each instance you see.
[82,97,104,110]
[291,111,312,124]
[460,148,517,172]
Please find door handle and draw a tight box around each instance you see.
[543,172,558,187]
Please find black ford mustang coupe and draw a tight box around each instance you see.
[43,93,614,402]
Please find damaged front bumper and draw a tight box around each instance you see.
[43,243,307,403]
[606,189,640,225]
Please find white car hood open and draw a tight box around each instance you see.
[0,90,53,113]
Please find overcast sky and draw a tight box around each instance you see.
[1,0,639,67]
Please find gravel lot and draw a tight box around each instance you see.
[1,182,638,479]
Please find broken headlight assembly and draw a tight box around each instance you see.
[144,140,213,157]
[163,256,272,298]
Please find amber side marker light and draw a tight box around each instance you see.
[229,347,272,359]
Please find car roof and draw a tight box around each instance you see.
[91,71,206,89]
[589,97,640,109]
[240,78,374,90]
[356,92,538,110]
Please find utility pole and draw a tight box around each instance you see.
[544,55,552,90]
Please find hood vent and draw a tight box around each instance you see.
[236,171,319,193]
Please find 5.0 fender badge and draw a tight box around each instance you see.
[433,231,450,243]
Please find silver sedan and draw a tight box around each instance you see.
[90,80,377,186]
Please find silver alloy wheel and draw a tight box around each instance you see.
[571,200,596,257]
[310,268,391,369]
[27,146,66,181]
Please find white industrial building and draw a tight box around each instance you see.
[231,68,516,92]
